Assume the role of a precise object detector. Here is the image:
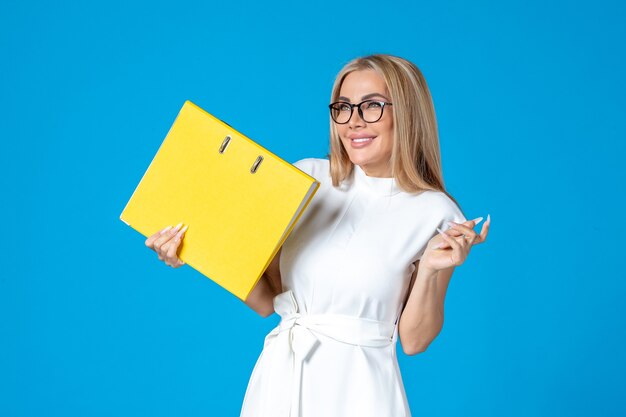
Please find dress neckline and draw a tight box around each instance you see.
[353,164,402,197]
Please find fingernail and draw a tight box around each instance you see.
[178,225,188,235]
[160,225,173,235]
[447,221,457,228]
[436,227,447,237]
[172,222,183,232]
[487,214,491,223]
[472,217,484,225]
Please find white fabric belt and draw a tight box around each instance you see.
[261,290,396,417]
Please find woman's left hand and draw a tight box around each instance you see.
[420,215,491,273]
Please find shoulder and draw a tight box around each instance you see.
[415,190,466,225]
[292,157,330,179]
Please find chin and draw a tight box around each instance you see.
[347,154,375,167]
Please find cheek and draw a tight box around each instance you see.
[338,128,352,145]
[382,121,394,145]
[337,130,350,149]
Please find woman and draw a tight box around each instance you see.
[145,54,490,417]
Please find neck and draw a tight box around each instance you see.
[359,164,392,178]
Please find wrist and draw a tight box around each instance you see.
[416,261,438,280]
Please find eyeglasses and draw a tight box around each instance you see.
[328,100,393,124]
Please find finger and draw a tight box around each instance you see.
[159,240,172,261]
[447,222,478,241]
[474,214,491,245]
[434,227,455,249]
[159,226,183,258]
[436,226,467,244]
[432,240,450,250]
[156,237,175,259]
[457,217,484,228]
[153,222,183,252]
[438,232,465,265]
[441,225,463,237]
[438,228,461,250]
[445,216,482,233]
[165,242,179,266]
[166,225,188,267]
[163,238,180,267]
[469,217,484,226]
[145,225,173,248]
[479,214,491,242]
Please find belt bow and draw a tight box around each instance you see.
[261,290,396,417]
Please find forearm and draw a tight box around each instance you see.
[398,267,445,354]
[243,274,277,318]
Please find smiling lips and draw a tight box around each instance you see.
[349,136,376,148]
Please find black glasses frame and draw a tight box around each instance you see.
[328,100,393,124]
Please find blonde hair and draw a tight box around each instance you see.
[328,54,461,208]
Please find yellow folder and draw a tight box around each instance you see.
[120,101,319,300]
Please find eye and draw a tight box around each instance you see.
[364,101,383,109]
[332,102,351,112]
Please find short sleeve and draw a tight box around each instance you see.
[292,158,327,180]
[414,193,466,261]
[292,158,314,175]
[436,196,466,233]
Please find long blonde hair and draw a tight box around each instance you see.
[328,54,460,208]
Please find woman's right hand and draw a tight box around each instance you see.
[145,223,188,268]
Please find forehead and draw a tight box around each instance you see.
[339,69,389,99]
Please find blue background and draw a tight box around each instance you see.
[1,0,625,416]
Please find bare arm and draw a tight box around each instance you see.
[243,248,283,318]
[398,261,454,355]
[398,216,490,355]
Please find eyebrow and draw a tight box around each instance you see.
[337,92,390,102]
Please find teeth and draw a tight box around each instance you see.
[353,137,373,143]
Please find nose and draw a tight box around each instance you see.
[347,106,366,128]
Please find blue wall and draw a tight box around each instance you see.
[1,0,625,416]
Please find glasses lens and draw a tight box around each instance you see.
[360,101,384,123]
[330,102,352,124]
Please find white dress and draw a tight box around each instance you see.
[240,158,466,417]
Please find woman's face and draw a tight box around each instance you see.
[336,69,394,177]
